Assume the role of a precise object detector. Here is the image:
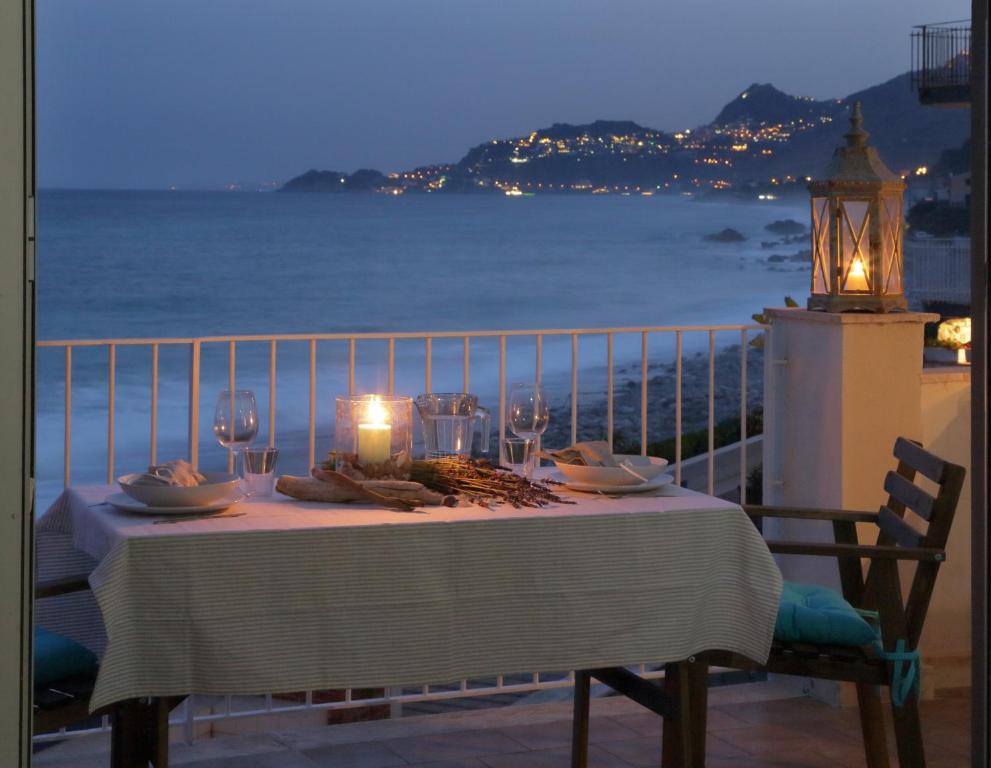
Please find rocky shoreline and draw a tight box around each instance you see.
[539,343,764,452]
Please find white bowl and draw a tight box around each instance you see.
[118,472,240,508]
[553,454,669,487]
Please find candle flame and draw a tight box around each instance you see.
[844,254,869,291]
[365,395,388,426]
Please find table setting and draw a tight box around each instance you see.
[36,381,782,717]
[97,380,684,522]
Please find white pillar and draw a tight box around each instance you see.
[761,309,937,701]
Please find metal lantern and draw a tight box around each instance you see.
[808,102,907,312]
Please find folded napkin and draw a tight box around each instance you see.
[539,441,618,467]
[128,459,206,487]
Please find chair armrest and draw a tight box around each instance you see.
[744,505,878,523]
[765,541,945,562]
[35,575,91,599]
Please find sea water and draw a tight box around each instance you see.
[36,190,808,508]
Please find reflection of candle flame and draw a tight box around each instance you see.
[365,396,388,426]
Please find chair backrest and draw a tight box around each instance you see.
[869,437,966,647]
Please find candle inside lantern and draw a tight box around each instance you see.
[357,396,392,465]
[845,255,869,292]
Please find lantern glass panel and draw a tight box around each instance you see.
[880,196,903,295]
[810,197,830,295]
[839,199,871,293]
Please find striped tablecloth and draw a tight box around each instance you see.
[38,481,782,712]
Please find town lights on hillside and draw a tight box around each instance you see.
[807,102,907,312]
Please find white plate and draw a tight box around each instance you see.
[559,473,675,494]
[553,454,669,487]
[104,492,244,516]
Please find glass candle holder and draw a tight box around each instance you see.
[334,395,413,479]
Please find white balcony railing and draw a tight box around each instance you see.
[905,237,971,307]
[35,322,762,741]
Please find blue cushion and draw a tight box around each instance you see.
[774,582,878,647]
[34,627,98,686]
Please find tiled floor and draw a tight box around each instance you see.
[33,686,972,768]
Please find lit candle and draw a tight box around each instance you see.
[357,396,392,465]
[845,255,869,292]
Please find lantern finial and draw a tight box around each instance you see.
[845,101,869,148]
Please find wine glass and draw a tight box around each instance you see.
[508,383,549,440]
[213,389,259,475]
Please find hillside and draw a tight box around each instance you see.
[281,70,969,195]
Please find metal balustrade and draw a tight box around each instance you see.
[34,322,762,741]
[911,20,972,106]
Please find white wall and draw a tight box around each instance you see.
[918,367,972,682]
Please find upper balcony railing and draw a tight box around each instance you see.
[911,20,972,107]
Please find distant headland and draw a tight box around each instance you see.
[280,71,967,198]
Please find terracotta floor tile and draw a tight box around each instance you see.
[481,745,632,768]
[385,729,527,764]
[609,711,661,738]
[182,750,318,768]
[497,715,638,751]
[301,739,408,767]
[712,723,814,752]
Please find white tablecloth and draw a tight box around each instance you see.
[38,481,782,712]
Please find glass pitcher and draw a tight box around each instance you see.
[414,393,491,459]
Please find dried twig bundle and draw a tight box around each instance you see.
[409,456,572,509]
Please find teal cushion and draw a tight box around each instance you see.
[34,627,98,686]
[774,581,878,646]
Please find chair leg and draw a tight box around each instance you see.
[150,697,171,768]
[856,684,890,768]
[571,671,591,768]
[890,694,926,768]
[662,661,696,768]
[110,699,151,768]
[688,657,708,767]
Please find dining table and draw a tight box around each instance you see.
[37,472,782,767]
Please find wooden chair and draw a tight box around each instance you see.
[34,574,178,768]
[703,437,967,768]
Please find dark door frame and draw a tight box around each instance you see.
[971,1,988,766]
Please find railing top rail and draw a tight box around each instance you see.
[912,19,971,29]
[37,324,765,348]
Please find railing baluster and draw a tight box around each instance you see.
[498,336,506,465]
[535,335,543,454]
[535,335,542,386]
[188,342,201,469]
[606,333,614,450]
[269,340,277,448]
[348,338,356,395]
[675,331,682,486]
[640,332,648,456]
[107,344,116,484]
[150,344,159,466]
[463,336,470,393]
[309,338,317,469]
[740,329,748,504]
[424,337,432,393]
[183,696,194,745]
[388,337,395,395]
[707,330,715,495]
[64,346,72,487]
[228,341,236,474]
[570,333,578,445]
